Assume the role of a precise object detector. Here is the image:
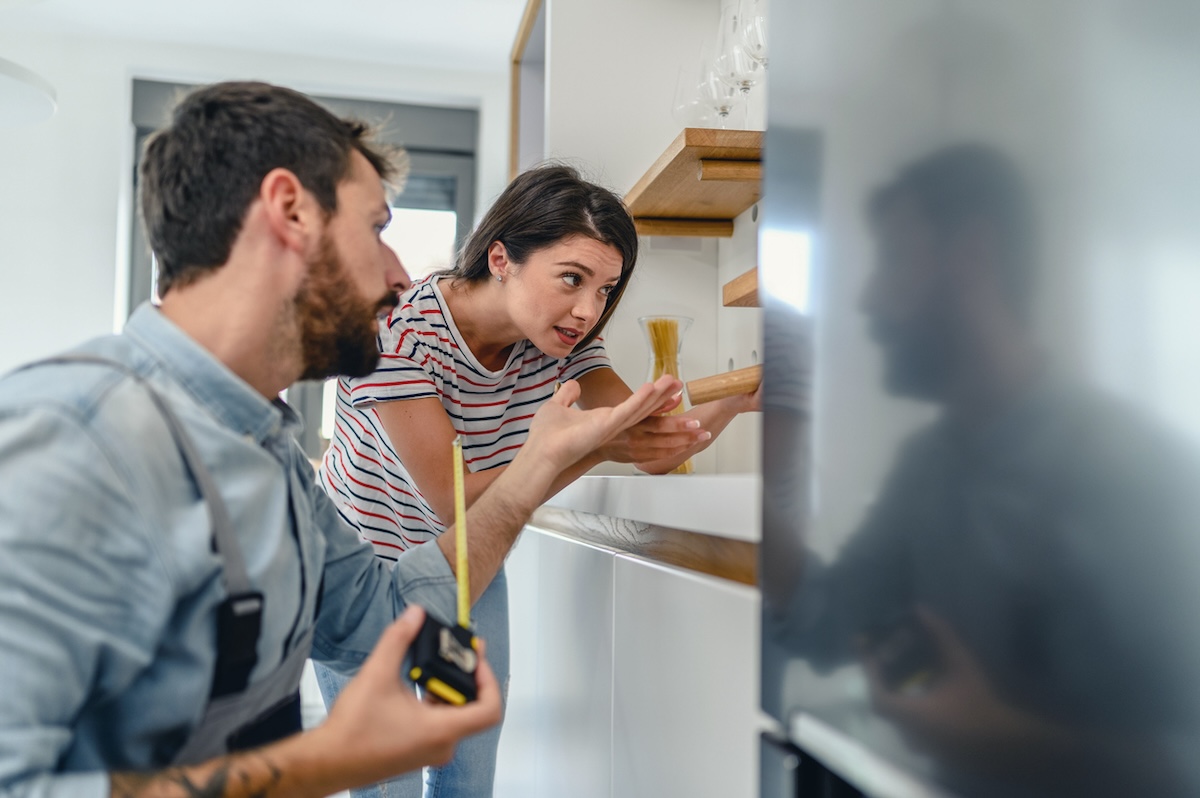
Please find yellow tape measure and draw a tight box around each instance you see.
[406,435,478,705]
[453,435,470,628]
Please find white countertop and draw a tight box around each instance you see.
[542,473,761,542]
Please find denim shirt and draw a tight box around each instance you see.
[0,304,459,797]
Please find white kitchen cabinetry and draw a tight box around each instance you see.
[498,530,616,798]
[497,521,760,798]
[612,555,761,798]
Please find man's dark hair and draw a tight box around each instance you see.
[445,164,639,351]
[139,81,401,294]
[868,143,1039,318]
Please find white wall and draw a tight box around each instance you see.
[0,30,508,373]
[544,0,764,475]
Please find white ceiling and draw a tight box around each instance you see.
[1,0,528,73]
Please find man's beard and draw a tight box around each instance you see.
[294,237,396,381]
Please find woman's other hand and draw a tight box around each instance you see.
[520,376,684,474]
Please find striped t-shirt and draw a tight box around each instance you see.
[319,275,612,560]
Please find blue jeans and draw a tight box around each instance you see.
[315,567,509,798]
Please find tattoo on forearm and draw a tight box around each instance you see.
[110,752,283,798]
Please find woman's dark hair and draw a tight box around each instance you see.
[447,164,639,350]
[140,81,402,295]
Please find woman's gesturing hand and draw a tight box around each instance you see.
[594,411,711,465]
[521,376,685,474]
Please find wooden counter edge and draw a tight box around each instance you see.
[529,505,758,587]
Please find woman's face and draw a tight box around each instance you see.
[499,235,624,356]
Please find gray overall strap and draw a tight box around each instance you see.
[172,626,313,765]
[28,354,264,697]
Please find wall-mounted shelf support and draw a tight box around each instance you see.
[634,218,735,237]
[698,159,763,183]
[722,267,759,308]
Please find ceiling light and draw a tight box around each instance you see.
[0,56,56,127]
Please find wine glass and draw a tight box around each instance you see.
[713,3,762,96]
[697,67,746,129]
[672,63,716,128]
[739,0,768,69]
[697,48,747,129]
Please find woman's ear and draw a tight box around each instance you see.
[487,241,510,281]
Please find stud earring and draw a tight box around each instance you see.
[496,275,503,282]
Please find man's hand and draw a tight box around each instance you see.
[861,608,1031,768]
[860,608,1176,795]
[310,605,502,790]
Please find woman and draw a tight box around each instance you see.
[315,164,757,797]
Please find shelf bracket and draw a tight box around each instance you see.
[697,159,763,183]
[633,218,735,238]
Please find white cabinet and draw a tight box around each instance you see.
[612,555,761,798]
[497,530,616,798]
[498,526,760,798]
[533,533,615,796]
[496,531,541,797]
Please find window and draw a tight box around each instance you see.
[129,79,478,458]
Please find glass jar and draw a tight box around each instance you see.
[638,315,694,475]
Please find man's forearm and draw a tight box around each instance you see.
[437,445,564,603]
[108,732,337,798]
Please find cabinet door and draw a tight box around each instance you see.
[535,533,615,797]
[499,529,615,798]
[495,530,542,797]
[612,555,761,798]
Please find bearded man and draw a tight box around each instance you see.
[0,81,680,798]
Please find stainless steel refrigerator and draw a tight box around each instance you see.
[760,2,1200,795]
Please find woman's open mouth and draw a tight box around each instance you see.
[554,326,581,347]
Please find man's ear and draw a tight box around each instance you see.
[260,167,319,253]
[487,241,511,280]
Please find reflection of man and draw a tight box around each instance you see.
[0,82,679,797]
[787,145,1200,796]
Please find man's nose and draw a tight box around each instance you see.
[386,247,411,293]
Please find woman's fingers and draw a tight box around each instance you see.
[612,376,682,429]
[651,392,684,416]
[632,414,701,435]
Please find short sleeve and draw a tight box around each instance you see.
[559,337,612,383]
[344,326,440,408]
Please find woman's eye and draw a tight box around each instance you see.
[562,273,582,287]
[600,285,615,297]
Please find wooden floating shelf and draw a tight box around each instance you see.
[722,267,759,308]
[626,128,764,238]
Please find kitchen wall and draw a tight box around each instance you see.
[0,29,508,374]
[543,0,766,475]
